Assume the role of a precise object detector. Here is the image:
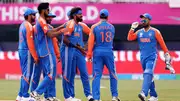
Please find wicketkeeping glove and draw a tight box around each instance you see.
[131,22,139,30]
[164,52,175,74]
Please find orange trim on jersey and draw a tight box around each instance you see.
[38,17,48,34]
[127,29,138,41]
[153,28,168,53]
[52,37,60,59]
[64,20,75,35]
[87,21,101,58]
[25,21,38,61]
[79,22,91,35]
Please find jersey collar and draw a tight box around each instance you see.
[143,26,151,32]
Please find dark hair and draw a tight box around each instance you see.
[100,16,108,19]
[38,2,49,14]
[24,15,28,20]
[100,13,108,19]
[69,15,74,19]
[70,7,82,17]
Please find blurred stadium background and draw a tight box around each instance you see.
[0,0,180,100]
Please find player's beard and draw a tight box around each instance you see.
[31,18,35,23]
[143,24,149,29]
[76,16,83,22]
[44,12,48,18]
[47,20,51,24]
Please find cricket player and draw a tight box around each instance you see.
[31,12,60,101]
[60,7,94,101]
[127,13,175,101]
[16,8,38,101]
[87,9,120,101]
[30,3,64,101]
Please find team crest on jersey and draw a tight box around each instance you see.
[139,33,143,37]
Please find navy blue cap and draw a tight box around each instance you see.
[100,9,109,17]
[140,13,152,20]
[24,8,37,16]
[48,12,56,18]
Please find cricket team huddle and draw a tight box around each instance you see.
[16,2,175,101]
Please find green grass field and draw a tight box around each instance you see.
[0,79,180,101]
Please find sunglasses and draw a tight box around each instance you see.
[31,14,36,16]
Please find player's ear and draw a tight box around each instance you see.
[73,15,76,19]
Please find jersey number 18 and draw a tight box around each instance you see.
[100,31,112,42]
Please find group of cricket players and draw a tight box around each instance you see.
[16,2,175,101]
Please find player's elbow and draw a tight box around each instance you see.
[127,35,136,41]
[127,37,133,41]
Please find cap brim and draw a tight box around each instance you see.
[48,15,56,17]
[31,11,37,15]
[51,15,56,18]
[140,15,145,18]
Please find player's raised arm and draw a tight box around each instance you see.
[53,23,66,31]
[79,22,91,35]
[25,22,39,64]
[87,26,95,59]
[127,22,139,41]
[38,18,64,38]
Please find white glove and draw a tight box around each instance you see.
[131,22,139,30]
[164,52,171,64]
[164,52,175,74]
[165,64,175,74]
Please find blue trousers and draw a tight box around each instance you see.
[61,46,75,99]
[140,54,158,97]
[34,54,56,96]
[61,47,91,99]
[30,58,57,98]
[18,50,34,98]
[70,50,91,98]
[92,51,118,100]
